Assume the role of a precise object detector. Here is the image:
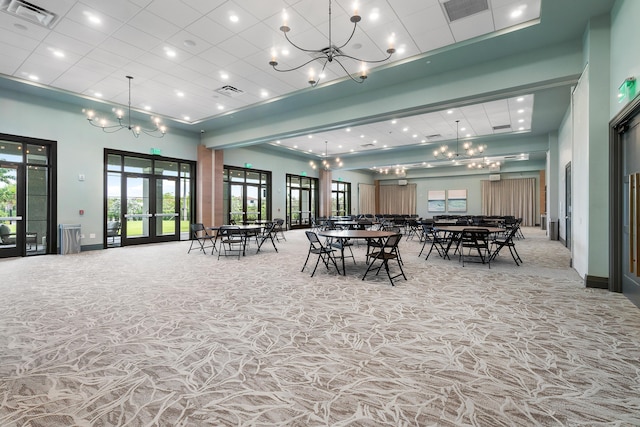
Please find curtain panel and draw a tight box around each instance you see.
[379,184,417,215]
[481,178,536,226]
[358,183,376,215]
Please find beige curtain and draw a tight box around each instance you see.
[379,184,417,215]
[358,183,376,215]
[481,178,536,226]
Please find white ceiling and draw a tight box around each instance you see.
[0,0,540,140]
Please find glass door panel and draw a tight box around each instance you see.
[0,165,22,257]
[155,178,178,237]
[25,165,47,255]
[124,176,151,241]
[245,185,259,223]
[230,184,244,224]
[106,172,122,247]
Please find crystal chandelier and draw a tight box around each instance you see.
[268,0,396,87]
[433,120,485,160]
[310,141,343,170]
[83,76,166,138]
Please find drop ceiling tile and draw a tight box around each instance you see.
[127,10,180,40]
[0,26,39,50]
[64,2,125,35]
[53,18,109,46]
[77,0,144,23]
[112,24,162,51]
[166,30,213,56]
[39,31,94,56]
[145,0,202,28]
[207,1,260,33]
[99,37,146,61]
[180,0,228,15]
[449,11,495,42]
[84,48,131,70]
[184,16,234,46]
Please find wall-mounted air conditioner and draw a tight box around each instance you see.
[398,179,408,186]
[489,174,501,181]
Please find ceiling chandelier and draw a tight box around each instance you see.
[433,120,486,161]
[310,141,343,170]
[468,159,501,169]
[268,0,396,87]
[83,76,166,138]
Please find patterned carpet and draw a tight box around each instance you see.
[1,227,639,426]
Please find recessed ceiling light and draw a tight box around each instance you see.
[447,110,453,114]
[519,127,525,131]
[281,48,289,56]
[412,134,418,138]
[517,97,524,102]
[260,90,268,98]
[518,119,524,123]
[220,72,229,80]
[164,47,176,58]
[176,91,185,97]
[346,128,351,132]
[293,145,298,148]
[229,14,239,23]
[83,11,101,24]
[28,74,38,81]
[360,134,365,138]
[217,105,224,110]
[276,140,281,144]
[391,119,397,124]
[308,135,313,139]
[460,127,466,131]
[369,8,380,21]
[94,92,103,98]
[518,109,524,113]
[184,116,190,120]
[48,48,64,58]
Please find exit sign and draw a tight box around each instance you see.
[150,148,162,155]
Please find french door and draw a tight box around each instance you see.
[223,167,270,225]
[106,151,194,247]
[286,174,318,229]
[0,136,55,258]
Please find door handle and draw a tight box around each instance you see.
[0,216,23,221]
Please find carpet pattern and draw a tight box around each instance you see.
[1,227,639,426]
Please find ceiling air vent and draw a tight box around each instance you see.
[360,143,375,148]
[426,134,442,139]
[0,0,58,28]
[215,85,244,98]
[492,124,511,131]
[442,0,489,23]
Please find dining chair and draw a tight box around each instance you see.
[273,218,287,241]
[187,223,216,254]
[302,231,340,277]
[458,228,491,267]
[362,234,406,286]
[255,222,278,253]
[489,224,522,265]
[217,225,244,259]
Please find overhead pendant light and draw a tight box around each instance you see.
[83,76,166,138]
[433,120,485,161]
[310,140,343,170]
[268,0,396,87]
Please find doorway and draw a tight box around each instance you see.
[565,162,572,249]
[105,151,194,247]
[286,174,318,229]
[0,136,55,258]
[610,95,640,308]
[223,167,270,225]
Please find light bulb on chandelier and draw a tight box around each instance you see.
[310,140,343,170]
[83,76,166,138]
[268,0,396,87]
[433,120,486,161]
[468,159,501,169]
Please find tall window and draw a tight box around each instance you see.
[331,180,351,216]
[223,166,271,225]
[286,174,318,229]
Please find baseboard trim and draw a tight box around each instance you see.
[585,275,609,289]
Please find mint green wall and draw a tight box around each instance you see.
[610,0,640,118]
[0,88,200,248]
